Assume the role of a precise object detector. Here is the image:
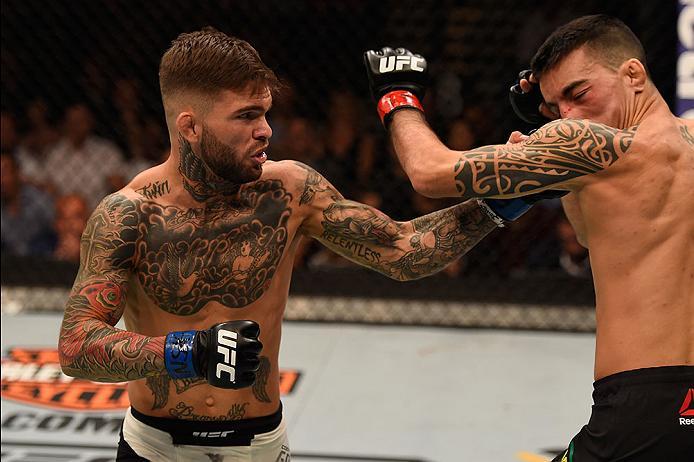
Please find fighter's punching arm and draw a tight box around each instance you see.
[59,193,261,390]
[364,48,637,199]
[390,113,637,199]
[293,161,497,281]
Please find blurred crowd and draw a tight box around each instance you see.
[0,70,588,279]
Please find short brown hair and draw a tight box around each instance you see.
[159,27,280,108]
[531,15,648,79]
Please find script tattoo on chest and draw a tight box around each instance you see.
[135,180,171,200]
[133,181,292,315]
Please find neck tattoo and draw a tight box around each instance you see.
[177,134,239,202]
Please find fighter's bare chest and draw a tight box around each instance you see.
[132,185,293,315]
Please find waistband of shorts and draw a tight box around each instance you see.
[593,365,694,390]
[130,402,282,446]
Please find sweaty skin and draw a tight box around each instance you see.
[59,85,498,420]
[388,46,694,380]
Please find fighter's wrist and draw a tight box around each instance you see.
[377,90,424,126]
[164,330,200,379]
[477,199,507,228]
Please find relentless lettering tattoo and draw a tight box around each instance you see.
[321,231,382,263]
[453,119,637,197]
[296,161,496,280]
[136,180,171,200]
[252,356,272,403]
[169,401,249,421]
[680,125,694,146]
[178,135,240,201]
[293,161,339,204]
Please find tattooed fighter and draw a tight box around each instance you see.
[57,28,556,461]
[365,15,693,461]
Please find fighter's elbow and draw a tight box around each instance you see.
[406,156,452,198]
[58,344,81,378]
[409,169,444,198]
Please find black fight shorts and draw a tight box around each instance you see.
[552,365,694,462]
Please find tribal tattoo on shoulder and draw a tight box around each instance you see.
[453,119,637,197]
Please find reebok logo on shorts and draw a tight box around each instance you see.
[678,388,694,425]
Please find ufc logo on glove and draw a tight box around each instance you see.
[379,55,425,72]
[216,329,238,381]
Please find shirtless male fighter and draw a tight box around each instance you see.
[57,28,556,461]
[364,14,693,461]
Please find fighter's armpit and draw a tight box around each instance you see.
[453,119,638,198]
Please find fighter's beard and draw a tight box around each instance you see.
[178,134,241,202]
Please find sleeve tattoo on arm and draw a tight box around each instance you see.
[60,194,166,383]
[453,119,637,197]
[296,161,495,279]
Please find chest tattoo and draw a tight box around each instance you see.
[135,180,292,314]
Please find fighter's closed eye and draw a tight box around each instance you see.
[573,90,588,101]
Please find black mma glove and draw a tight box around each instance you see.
[165,320,262,389]
[479,190,570,227]
[364,47,428,126]
[509,69,552,126]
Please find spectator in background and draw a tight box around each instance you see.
[1,111,19,154]
[321,89,377,197]
[15,99,61,185]
[0,151,55,256]
[113,78,169,179]
[446,117,477,151]
[51,193,89,263]
[42,103,127,210]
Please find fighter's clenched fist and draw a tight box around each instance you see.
[364,47,428,125]
[165,320,262,389]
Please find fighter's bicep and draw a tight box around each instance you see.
[453,119,637,198]
[67,193,140,324]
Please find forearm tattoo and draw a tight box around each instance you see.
[296,163,495,280]
[453,119,637,197]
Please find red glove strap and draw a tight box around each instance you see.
[377,90,423,124]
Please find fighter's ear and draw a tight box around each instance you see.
[622,58,647,93]
[176,111,200,143]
